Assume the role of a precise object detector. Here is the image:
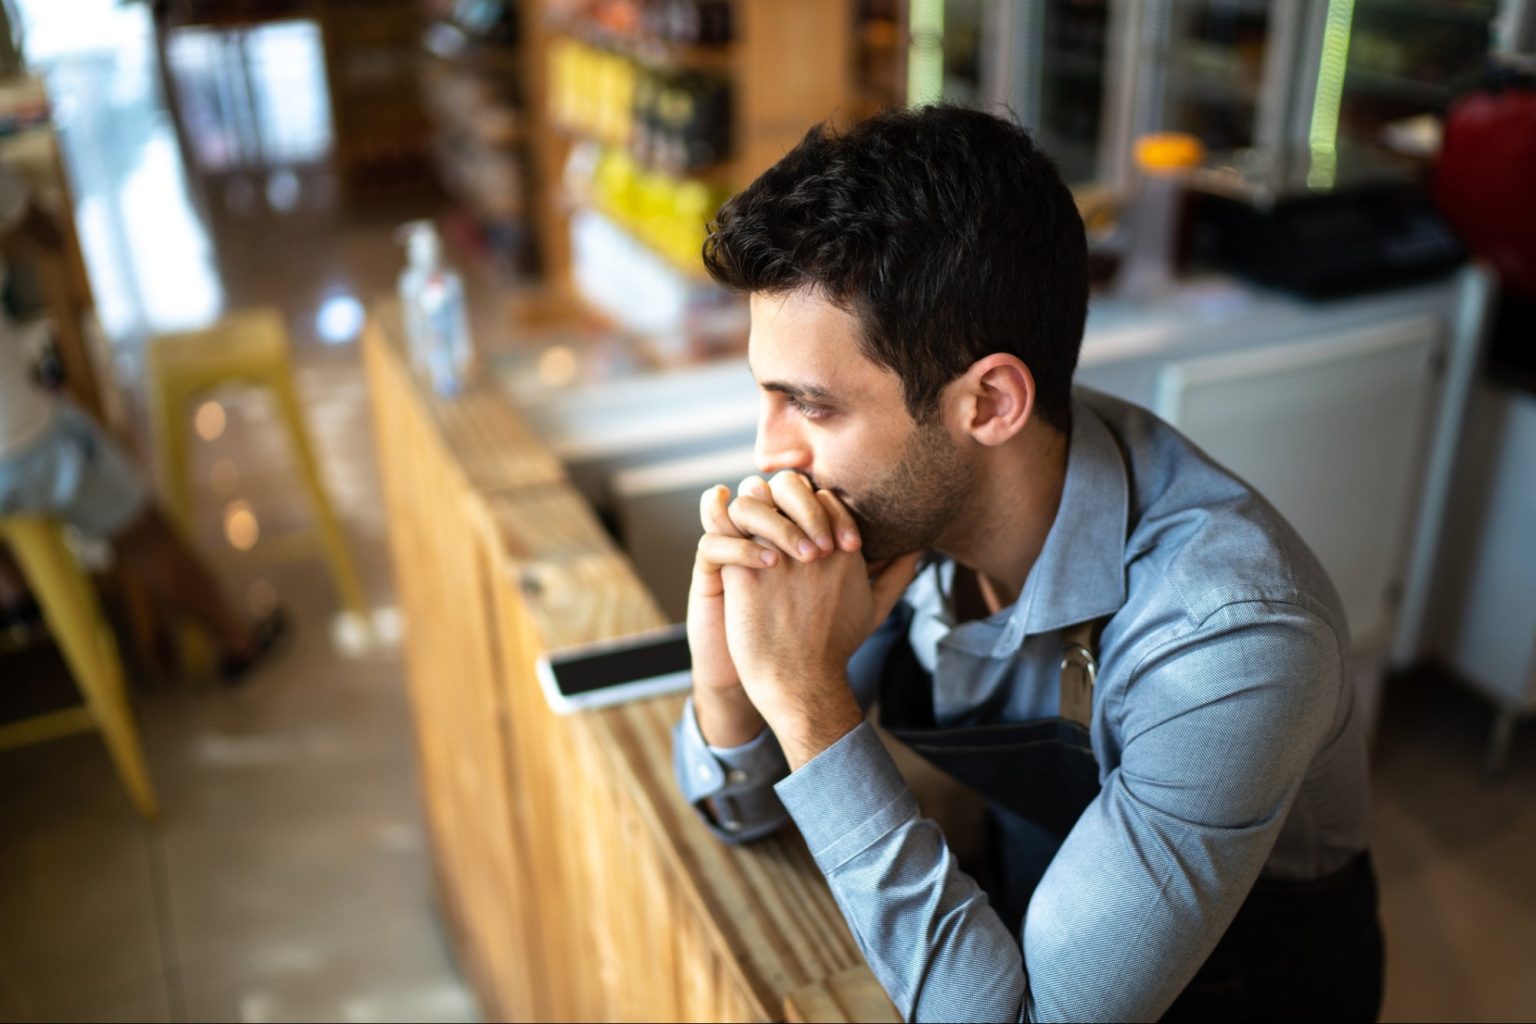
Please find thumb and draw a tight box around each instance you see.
[869,550,923,622]
[691,543,725,600]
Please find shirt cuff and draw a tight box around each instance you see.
[673,696,790,842]
[774,721,919,873]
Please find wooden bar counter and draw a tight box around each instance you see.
[362,306,898,1022]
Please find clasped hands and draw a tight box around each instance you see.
[687,471,921,769]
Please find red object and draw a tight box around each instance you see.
[1434,86,1536,298]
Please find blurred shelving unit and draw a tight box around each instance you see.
[418,0,532,276]
[519,0,854,343]
[0,76,109,423]
[316,0,437,202]
[853,0,907,118]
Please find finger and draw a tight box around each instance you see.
[869,550,924,622]
[698,532,780,571]
[728,494,819,562]
[699,484,744,538]
[769,471,834,552]
[815,489,861,552]
[736,477,778,544]
[691,544,726,599]
[738,475,770,501]
[693,535,777,601]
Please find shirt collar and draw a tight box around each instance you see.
[990,392,1129,656]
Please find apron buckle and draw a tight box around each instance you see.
[1059,622,1101,728]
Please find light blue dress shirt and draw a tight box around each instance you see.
[673,388,1372,1021]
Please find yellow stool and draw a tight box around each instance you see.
[0,516,157,818]
[146,307,367,625]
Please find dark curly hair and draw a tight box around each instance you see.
[703,105,1088,434]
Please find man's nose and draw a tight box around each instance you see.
[754,408,811,476]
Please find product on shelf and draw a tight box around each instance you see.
[550,35,732,172]
[421,0,534,275]
[576,143,729,271]
[632,68,731,171]
[535,0,849,338]
[577,0,734,45]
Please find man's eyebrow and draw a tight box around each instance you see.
[759,379,836,402]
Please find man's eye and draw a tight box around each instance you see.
[786,396,830,421]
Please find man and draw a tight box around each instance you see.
[672,107,1382,1022]
[0,163,285,680]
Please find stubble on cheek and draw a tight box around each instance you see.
[835,425,972,563]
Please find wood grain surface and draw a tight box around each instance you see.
[364,305,890,1022]
[785,965,902,1023]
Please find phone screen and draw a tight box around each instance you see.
[546,627,692,697]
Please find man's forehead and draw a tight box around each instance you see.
[747,289,870,391]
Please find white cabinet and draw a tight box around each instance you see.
[1154,317,1440,652]
[1423,384,1536,769]
[1148,315,1443,732]
[1078,267,1493,735]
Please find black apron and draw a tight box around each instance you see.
[876,604,1385,1022]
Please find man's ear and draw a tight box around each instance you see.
[951,354,1035,447]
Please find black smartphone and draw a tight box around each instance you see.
[534,623,692,714]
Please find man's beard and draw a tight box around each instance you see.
[834,421,973,562]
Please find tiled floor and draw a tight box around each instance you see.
[1371,671,1536,1021]
[1,11,478,1018]
[0,209,479,1020]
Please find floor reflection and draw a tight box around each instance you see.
[15,0,343,347]
[16,0,222,341]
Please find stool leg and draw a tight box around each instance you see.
[269,374,369,623]
[150,376,195,538]
[147,370,215,676]
[7,520,158,818]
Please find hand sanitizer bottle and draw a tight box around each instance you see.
[397,220,473,396]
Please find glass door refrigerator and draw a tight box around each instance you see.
[1328,0,1506,184]
[1127,0,1531,191]
[1127,0,1318,191]
[916,0,1124,186]
[920,0,1311,189]
[909,0,1533,190]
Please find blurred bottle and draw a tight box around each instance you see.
[1114,133,1205,303]
[398,221,474,396]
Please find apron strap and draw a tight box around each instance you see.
[1059,618,1108,729]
